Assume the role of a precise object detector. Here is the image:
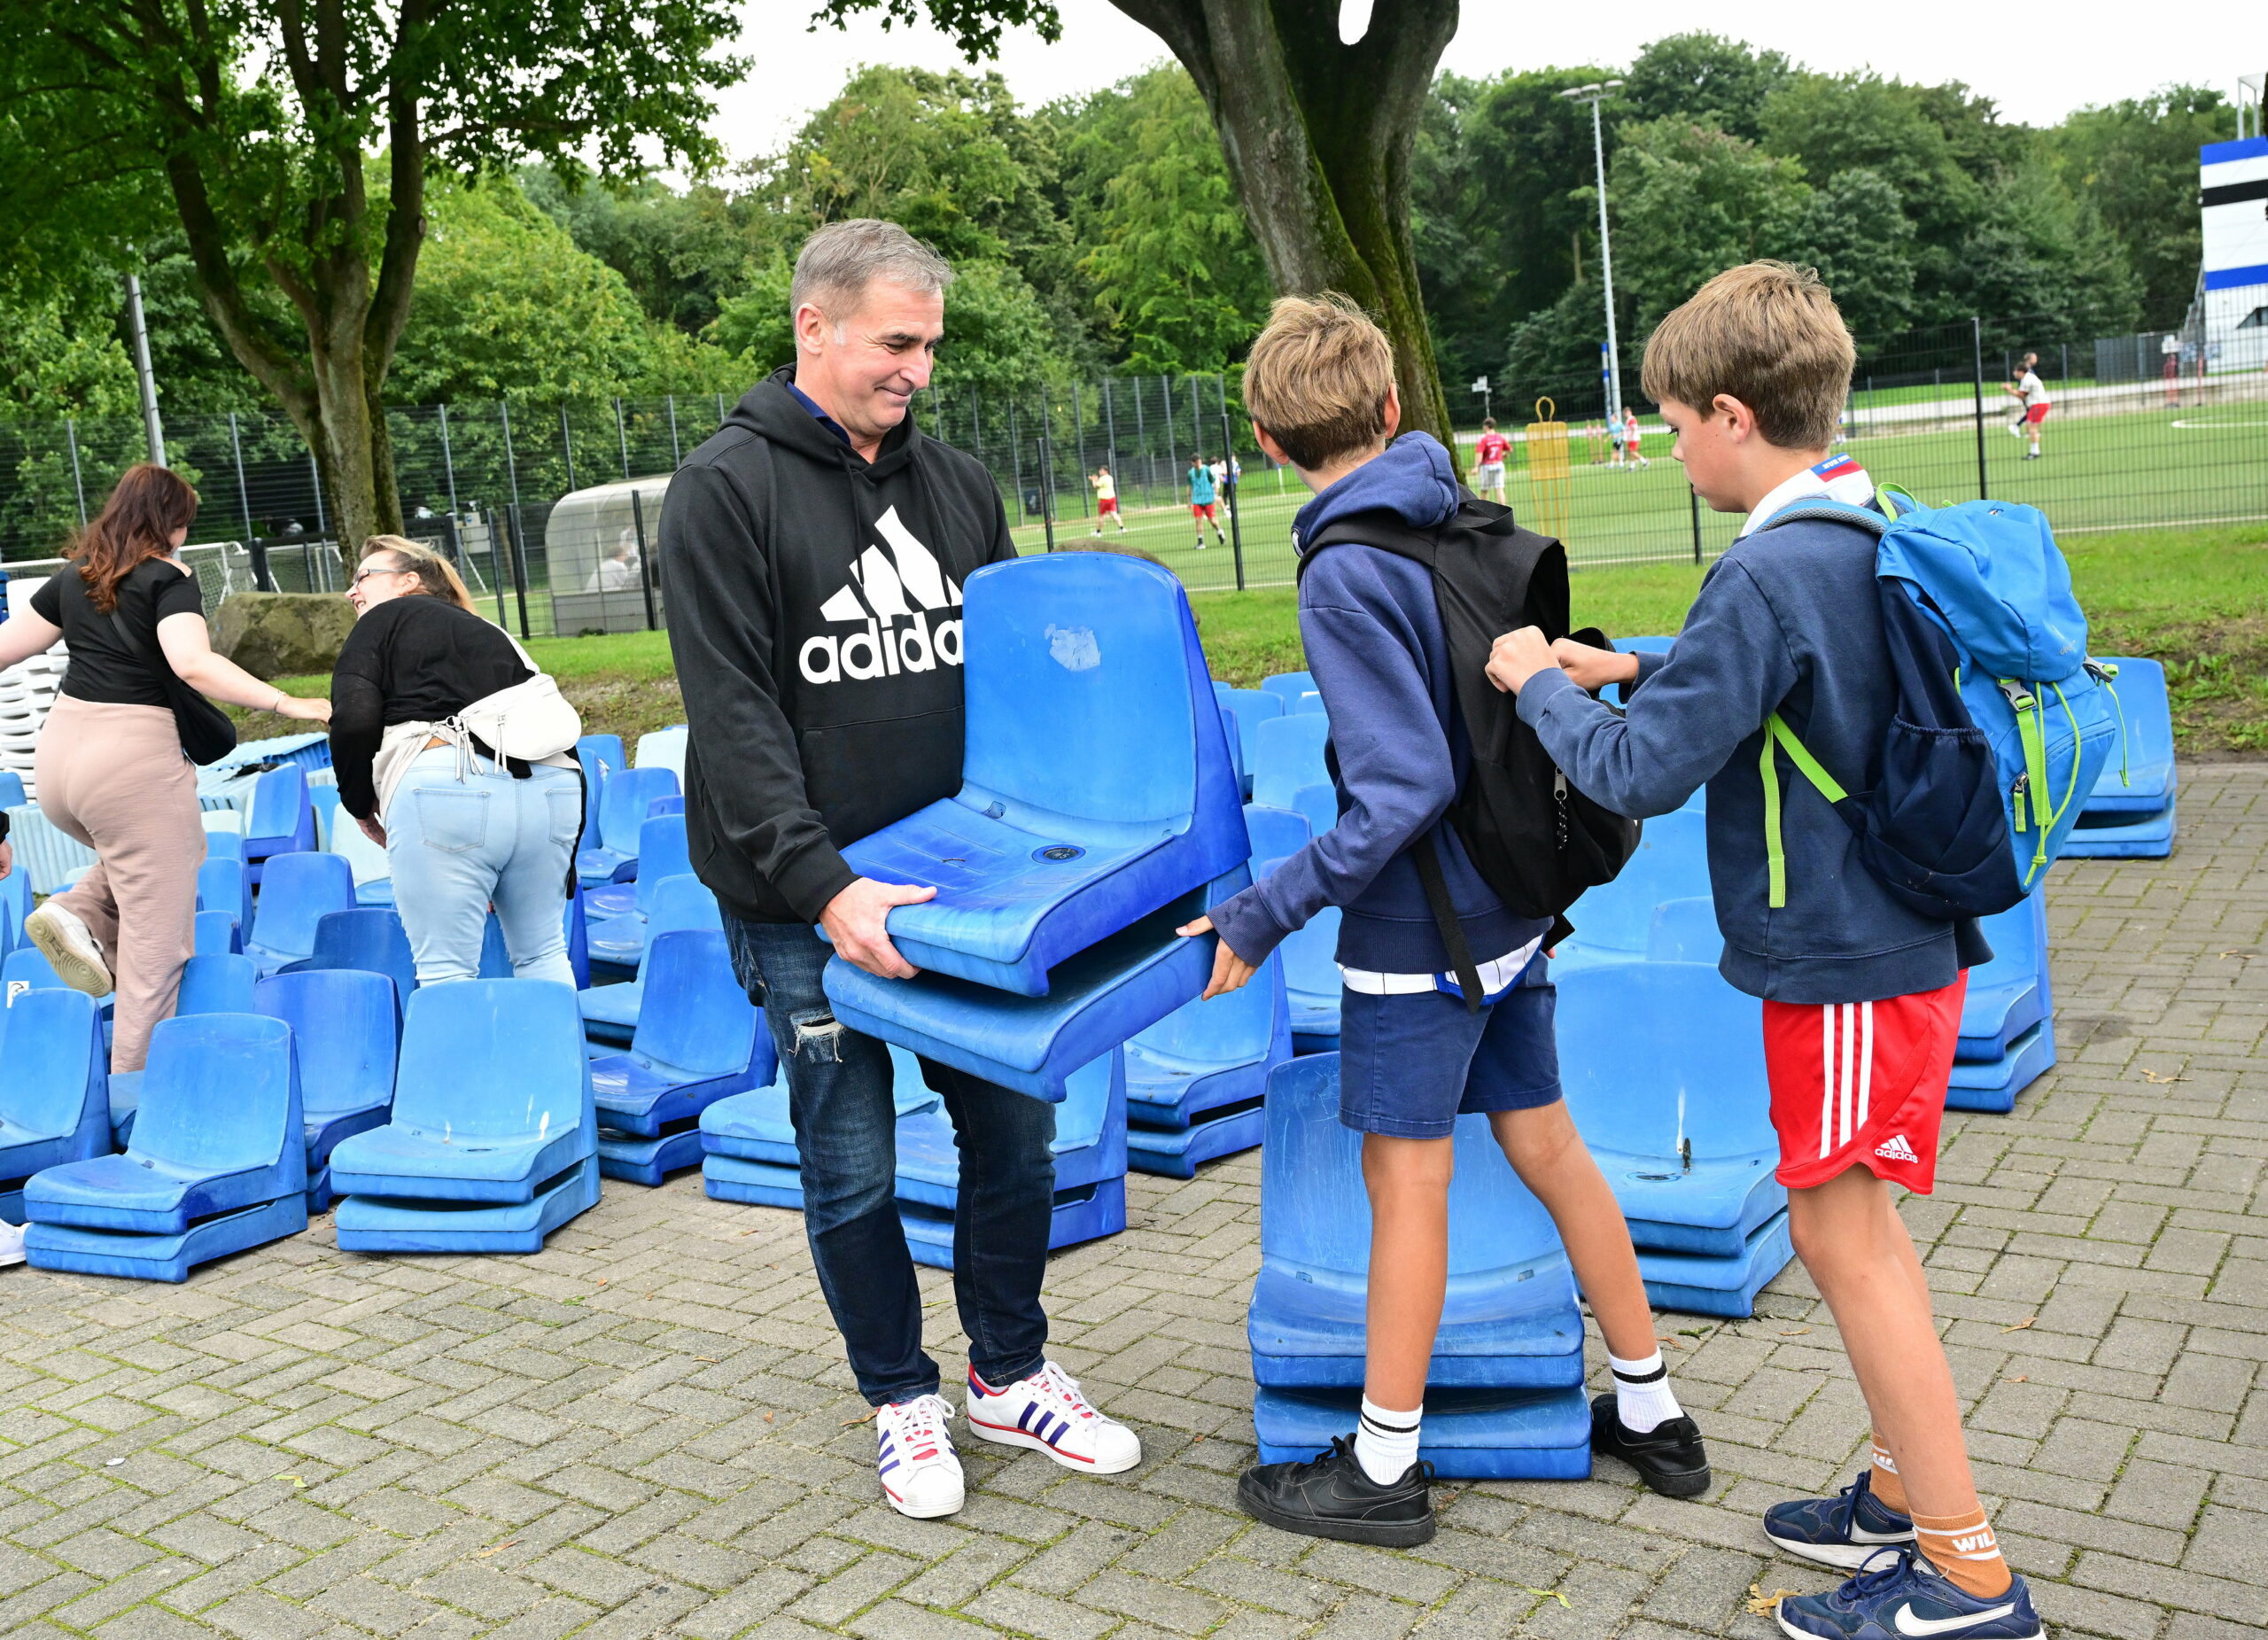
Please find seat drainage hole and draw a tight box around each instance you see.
[1033,845,1085,863]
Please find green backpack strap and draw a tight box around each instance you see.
[1759,712,1848,909]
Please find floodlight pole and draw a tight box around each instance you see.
[123,266,167,468]
[1562,82,1626,424]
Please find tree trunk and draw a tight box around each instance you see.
[1111,0,1459,457]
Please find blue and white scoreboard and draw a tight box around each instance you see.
[2202,135,2268,369]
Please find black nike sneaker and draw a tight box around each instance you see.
[1590,1393,1712,1497]
[1237,1435,1436,1547]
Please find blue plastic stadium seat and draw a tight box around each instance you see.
[1243,804,1309,866]
[2061,799,2177,859]
[279,906,418,1004]
[699,1153,807,1210]
[577,766,679,886]
[649,795,686,819]
[701,1047,941,1207]
[176,952,257,1017]
[635,726,689,779]
[0,772,23,808]
[1277,902,1342,1053]
[4,947,112,1027]
[308,781,341,849]
[1291,691,1326,717]
[1219,707,1245,804]
[26,1013,306,1237]
[837,555,1246,997]
[1614,635,1676,655]
[333,1158,601,1254]
[1249,1054,1584,1389]
[576,734,626,838]
[581,875,723,1048]
[203,830,245,863]
[328,814,394,907]
[241,765,315,880]
[1261,671,1316,701]
[1645,897,1723,964]
[1219,689,1285,799]
[1288,781,1340,843]
[1640,1210,1795,1318]
[197,858,252,932]
[590,929,770,1148]
[823,879,1223,1104]
[1253,1385,1590,1481]
[1554,808,1710,970]
[1945,1023,2054,1115]
[2078,657,2175,817]
[1127,1099,1269,1178]
[897,1050,1125,1210]
[329,980,595,1208]
[1125,955,1290,1128]
[0,859,29,954]
[256,969,399,1178]
[900,1178,1125,1271]
[1250,714,1330,814]
[25,1195,309,1283]
[1557,962,1783,1258]
[0,991,111,1226]
[585,814,693,953]
[1959,886,2048,1063]
[245,851,355,976]
[194,909,242,956]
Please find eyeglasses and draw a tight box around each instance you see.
[352,565,414,586]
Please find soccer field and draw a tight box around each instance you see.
[1007,396,2268,593]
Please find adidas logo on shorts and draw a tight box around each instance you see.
[1874,1133,1920,1164]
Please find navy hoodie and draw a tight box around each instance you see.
[1209,433,1550,974]
[1516,511,1988,1005]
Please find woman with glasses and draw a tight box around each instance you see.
[330,535,580,985]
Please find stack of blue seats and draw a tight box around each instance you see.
[240,765,316,882]
[1947,884,2056,1113]
[25,1014,309,1281]
[195,908,242,956]
[197,856,252,936]
[580,874,722,1049]
[1243,807,1340,1053]
[281,907,418,1004]
[245,851,355,976]
[1260,671,1316,703]
[1558,963,1792,1317]
[1249,713,1336,843]
[825,555,1246,1130]
[700,1045,940,1210]
[2063,657,2175,859]
[109,954,259,1143]
[578,767,679,887]
[1216,685,1285,799]
[1552,808,1711,970]
[0,990,110,1227]
[1248,1054,1590,1477]
[585,814,692,970]
[1123,953,1290,1176]
[256,970,399,1212]
[591,929,772,1184]
[330,981,598,1253]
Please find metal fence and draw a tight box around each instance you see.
[2,317,2262,639]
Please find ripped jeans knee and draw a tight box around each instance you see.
[788,1007,847,1062]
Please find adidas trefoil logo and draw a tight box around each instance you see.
[1874,1132,1920,1164]
[799,506,965,685]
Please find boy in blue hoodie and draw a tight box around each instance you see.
[1179,295,1707,1547]
[1488,263,2039,1640]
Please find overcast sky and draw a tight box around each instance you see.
[711,0,2257,162]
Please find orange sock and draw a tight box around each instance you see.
[1868,1437,1908,1515]
[1910,1506,2012,1599]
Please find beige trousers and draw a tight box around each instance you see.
[34,696,206,1072]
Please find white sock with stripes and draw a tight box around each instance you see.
[1353,1395,1422,1485]
[1609,1351,1685,1434]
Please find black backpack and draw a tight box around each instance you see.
[1301,496,1642,1008]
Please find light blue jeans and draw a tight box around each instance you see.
[384,749,579,986]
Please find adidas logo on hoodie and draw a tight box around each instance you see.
[798,505,966,686]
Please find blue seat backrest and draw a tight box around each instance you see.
[393,980,593,1141]
[1243,804,1310,864]
[959,553,1212,836]
[1557,963,1772,1161]
[305,907,418,999]
[577,735,625,831]
[257,969,400,1120]
[133,1013,300,1174]
[648,796,686,819]
[1251,714,1331,812]
[1219,707,1244,789]
[2097,657,2173,796]
[198,858,249,922]
[1291,691,1326,717]
[204,832,245,863]
[250,851,354,953]
[329,814,392,883]
[1219,688,1285,751]
[1052,1050,1117,1154]
[1614,635,1677,655]
[0,988,105,1141]
[1567,807,1709,953]
[1645,897,1722,963]
[600,767,679,853]
[245,765,308,843]
[178,953,258,1015]
[1261,671,1316,700]
[1971,886,2044,982]
[632,875,724,983]
[633,816,692,913]
[0,772,24,809]
[194,909,242,955]
[633,929,764,1079]
[4,944,63,997]
[1260,1053,1563,1282]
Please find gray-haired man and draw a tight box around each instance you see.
[659,219,1142,1519]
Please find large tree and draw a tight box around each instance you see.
[0,1,742,547]
[827,0,1461,448]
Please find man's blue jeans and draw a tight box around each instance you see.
[724,916,1058,1406]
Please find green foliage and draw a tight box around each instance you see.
[2047,88,2237,329]
[1611,119,1811,332]
[1783,168,1918,339]
[1620,33,1794,143]
[0,293,137,419]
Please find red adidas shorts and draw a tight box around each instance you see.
[1762,973,1966,1194]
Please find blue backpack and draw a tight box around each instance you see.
[1754,488,2119,920]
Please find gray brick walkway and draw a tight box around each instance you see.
[3,766,2262,1640]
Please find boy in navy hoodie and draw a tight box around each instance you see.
[1489,263,2040,1640]
[1180,295,1708,1547]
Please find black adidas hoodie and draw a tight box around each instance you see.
[657,367,1015,925]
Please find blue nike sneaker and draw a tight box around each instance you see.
[1776,1548,2042,1640]
[1764,1470,1916,1569]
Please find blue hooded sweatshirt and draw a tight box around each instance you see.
[1208,433,1550,974]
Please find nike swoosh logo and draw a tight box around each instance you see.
[1894,1600,2017,1636]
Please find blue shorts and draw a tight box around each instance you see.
[1335,969,1562,1139]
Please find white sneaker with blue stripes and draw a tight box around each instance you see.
[875,1394,964,1519]
[966,1361,1142,1473]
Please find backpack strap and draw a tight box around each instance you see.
[1759,713,1849,908]
[1410,831,1485,1015]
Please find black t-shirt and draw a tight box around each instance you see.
[329,595,534,818]
[31,558,206,708]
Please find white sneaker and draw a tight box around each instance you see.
[966,1361,1142,1473]
[25,904,113,998]
[875,1393,964,1518]
[0,1220,24,1267]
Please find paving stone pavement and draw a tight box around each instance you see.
[2,765,2262,1640]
